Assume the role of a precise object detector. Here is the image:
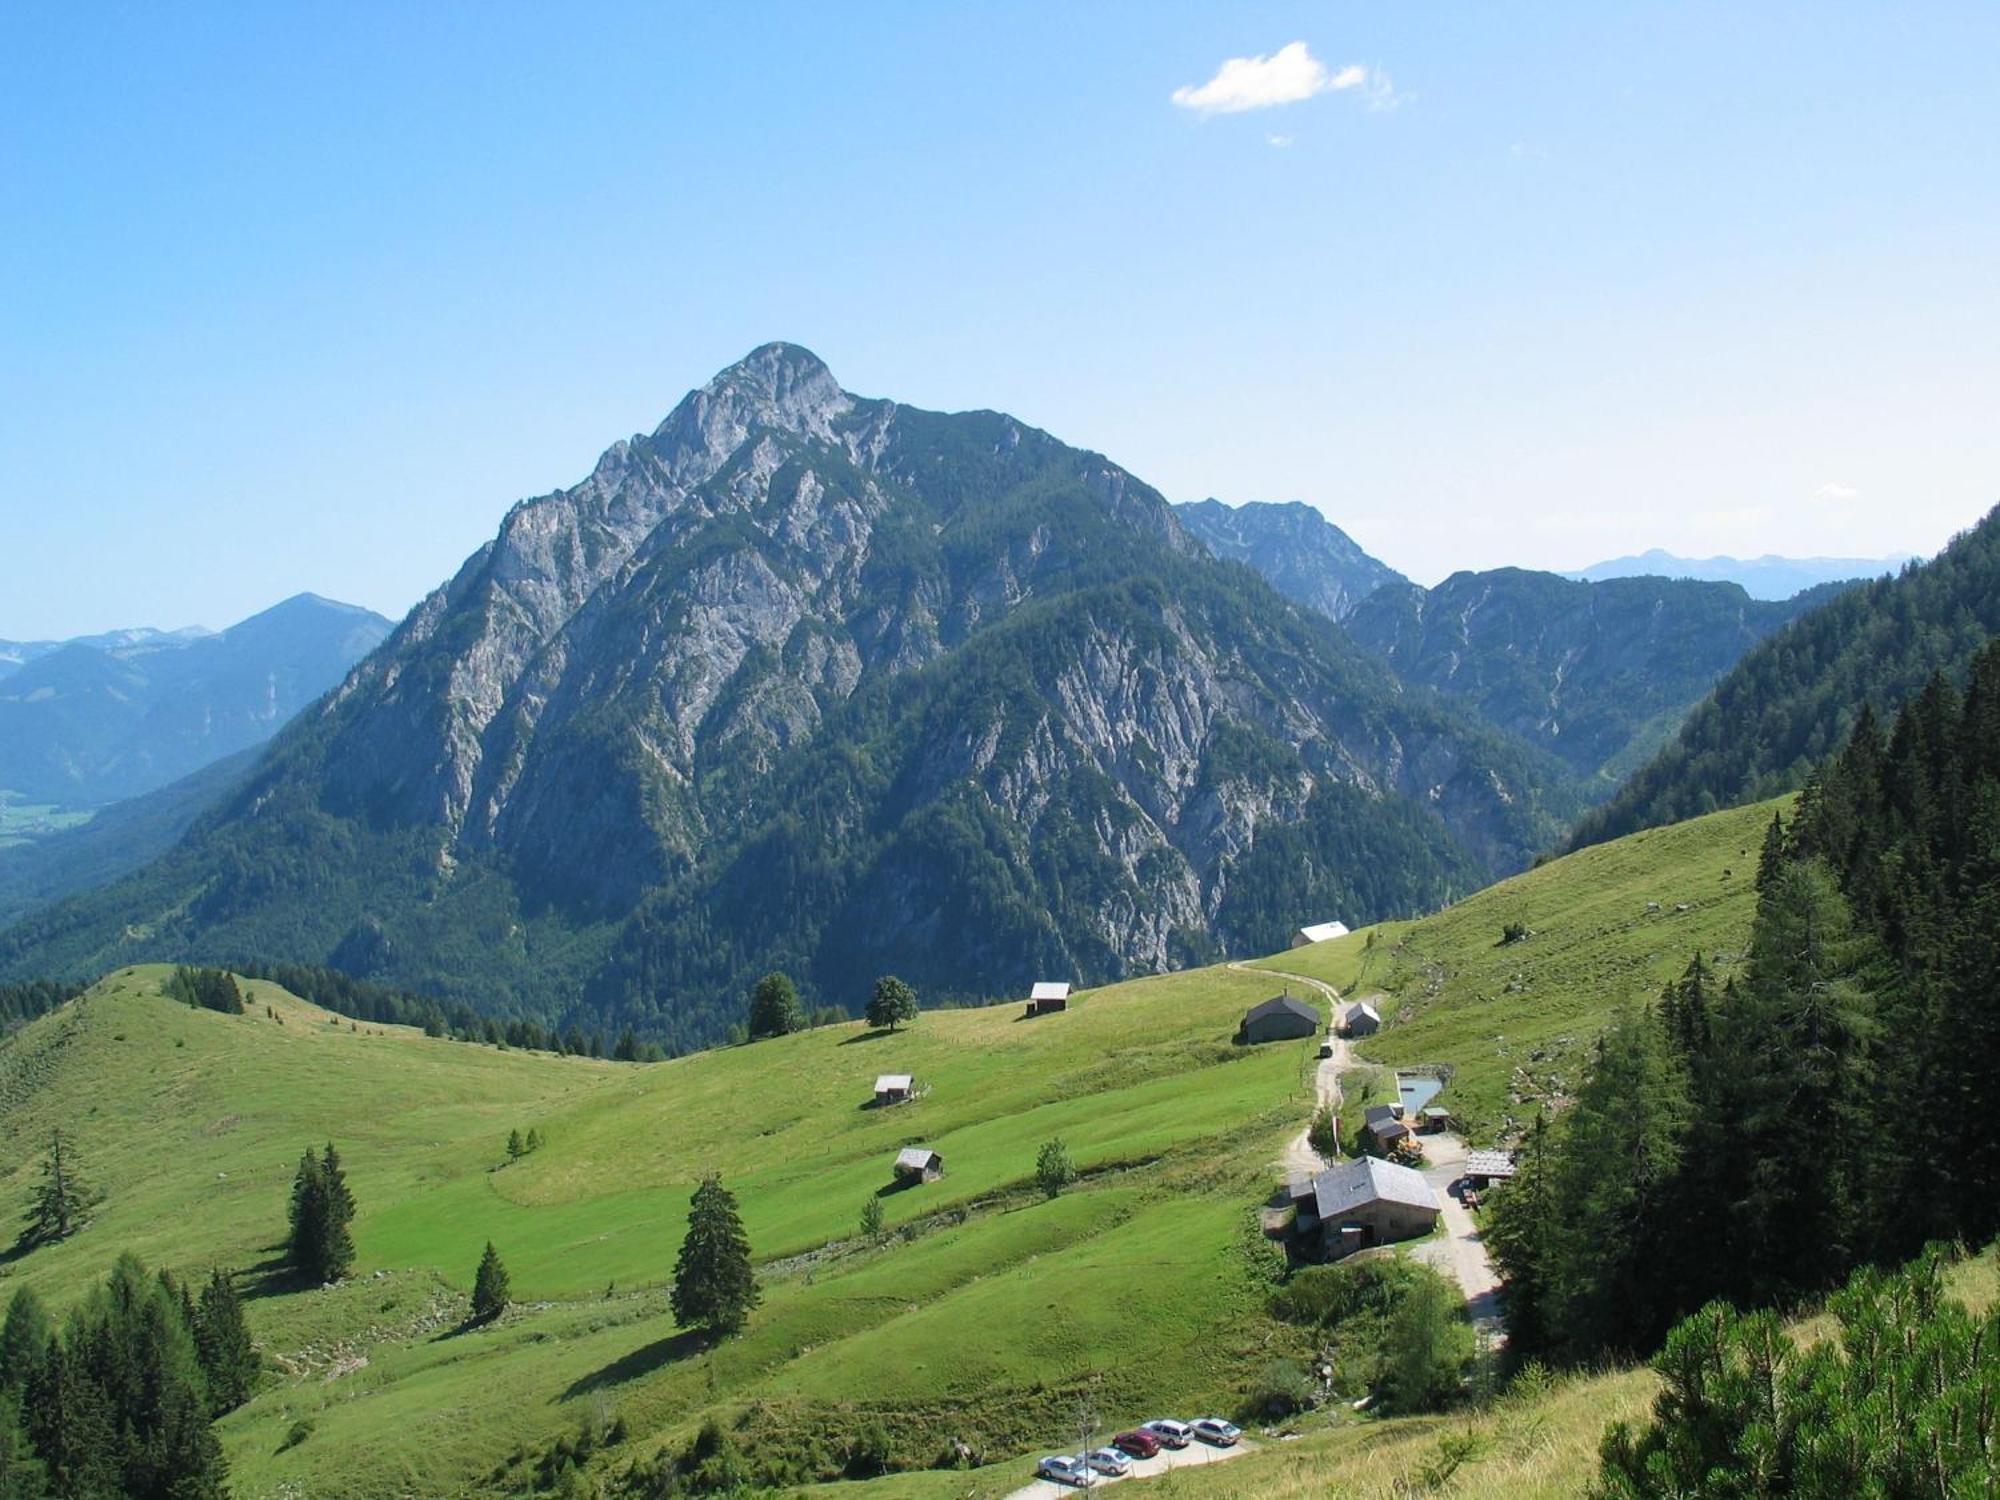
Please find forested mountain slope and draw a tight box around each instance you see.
[1568,505,2000,849]
[1343,570,1832,790]
[0,346,1578,1046]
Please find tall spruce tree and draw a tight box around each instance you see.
[192,1269,258,1414]
[471,1243,510,1323]
[671,1175,759,1338]
[287,1144,356,1283]
[0,1293,50,1397]
[0,1388,45,1500]
[19,1134,93,1251]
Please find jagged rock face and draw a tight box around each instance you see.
[0,345,1576,1045]
[1174,499,1407,621]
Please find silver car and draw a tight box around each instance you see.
[1037,1455,1088,1485]
[1087,1447,1133,1476]
[1191,1417,1241,1447]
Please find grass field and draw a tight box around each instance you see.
[0,799,1798,1496]
[1257,798,1788,1141]
[0,961,1318,1496]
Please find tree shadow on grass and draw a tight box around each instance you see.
[837,1028,895,1046]
[429,1312,495,1344]
[238,1247,311,1300]
[560,1327,710,1399]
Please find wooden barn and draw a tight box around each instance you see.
[1342,1001,1381,1037]
[893,1146,944,1184]
[873,1073,914,1106]
[1024,982,1070,1018]
[1238,993,1321,1045]
[1291,921,1350,947]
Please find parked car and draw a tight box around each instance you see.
[1191,1418,1241,1447]
[1112,1429,1162,1459]
[1037,1455,1088,1484]
[1087,1448,1133,1476]
[1143,1420,1192,1450]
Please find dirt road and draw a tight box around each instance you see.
[1229,962,1348,1179]
[1412,1132,1507,1344]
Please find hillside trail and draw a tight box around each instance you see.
[1228,961,1347,1180]
[1412,1131,1508,1348]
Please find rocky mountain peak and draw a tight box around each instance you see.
[651,341,854,461]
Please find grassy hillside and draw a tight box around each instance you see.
[0,799,1807,1496]
[0,962,1321,1496]
[1258,797,1786,1140]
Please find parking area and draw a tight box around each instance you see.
[1004,1438,1256,1500]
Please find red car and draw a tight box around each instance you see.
[1112,1429,1162,1460]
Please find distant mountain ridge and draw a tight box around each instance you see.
[1343,570,1841,792]
[0,344,1581,1047]
[0,594,391,807]
[1566,548,1906,600]
[0,624,212,680]
[1568,505,2000,850]
[1173,499,1406,620]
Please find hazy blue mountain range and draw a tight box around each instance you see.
[0,624,211,680]
[1343,570,1842,791]
[0,344,1584,1047]
[1173,498,1407,620]
[1569,505,2000,849]
[1565,547,1906,599]
[0,593,390,808]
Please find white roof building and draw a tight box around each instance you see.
[1030,982,1071,1002]
[1294,921,1351,945]
[874,1074,913,1094]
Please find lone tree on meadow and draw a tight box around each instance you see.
[20,1130,95,1250]
[859,1196,885,1242]
[671,1175,759,1338]
[506,1128,526,1162]
[287,1143,356,1283]
[1036,1138,1077,1199]
[471,1242,511,1323]
[747,972,804,1040]
[865,975,919,1033]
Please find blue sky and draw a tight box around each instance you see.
[4,2,1998,636]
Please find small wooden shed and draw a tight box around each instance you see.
[1364,1104,1411,1152]
[1025,982,1070,1018]
[1291,921,1350,947]
[873,1073,914,1106]
[1465,1150,1518,1190]
[893,1146,944,1185]
[1342,1001,1381,1038]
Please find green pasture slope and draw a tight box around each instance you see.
[0,962,1318,1496]
[1259,797,1787,1140]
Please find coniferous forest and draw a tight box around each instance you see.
[1492,636,2000,1364]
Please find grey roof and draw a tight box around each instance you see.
[1466,1150,1517,1179]
[1310,1157,1441,1221]
[1347,1001,1380,1024]
[874,1074,913,1093]
[1363,1104,1400,1127]
[1243,994,1320,1028]
[894,1147,940,1171]
[1030,982,1071,1002]
[1366,1118,1410,1143]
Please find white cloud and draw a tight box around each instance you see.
[1815,482,1861,503]
[1171,41,1386,115]
[1266,133,1294,148]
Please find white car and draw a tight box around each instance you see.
[1143,1419,1192,1449]
[1037,1455,1088,1485]
[1087,1447,1133,1476]
[1191,1418,1241,1447]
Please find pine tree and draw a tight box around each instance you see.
[471,1242,510,1323]
[287,1144,356,1283]
[746,972,803,1040]
[526,1127,544,1153]
[865,976,919,1033]
[0,1388,47,1500]
[859,1196,885,1241]
[0,1291,50,1396]
[19,1133,93,1250]
[507,1128,526,1161]
[193,1269,258,1414]
[671,1175,759,1337]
